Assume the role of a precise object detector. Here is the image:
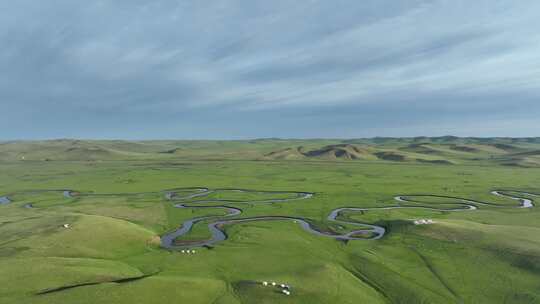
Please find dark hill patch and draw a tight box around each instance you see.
[450,145,479,153]
[302,144,371,160]
[491,143,519,151]
[160,148,183,154]
[374,152,406,161]
[509,150,540,157]
[416,159,453,165]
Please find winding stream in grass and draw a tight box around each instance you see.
[0,188,535,249]
[0,196,10,205]
[160,188,536,249]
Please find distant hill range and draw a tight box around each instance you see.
[1,137,540,167]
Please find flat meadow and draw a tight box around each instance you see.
[1,151,540,303]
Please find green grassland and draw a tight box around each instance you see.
[1,138,540,303]
[2,137,540,167]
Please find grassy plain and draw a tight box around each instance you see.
[1,139,540,303]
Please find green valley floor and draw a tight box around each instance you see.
[1,159,540,303]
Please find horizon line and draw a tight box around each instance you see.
[2,135,540,142]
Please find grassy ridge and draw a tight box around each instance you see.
[2,137,540,167]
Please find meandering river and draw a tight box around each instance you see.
[0,188,535,249]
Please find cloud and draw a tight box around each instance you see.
[0,0,539,138]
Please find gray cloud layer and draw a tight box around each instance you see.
[1,1,539,139]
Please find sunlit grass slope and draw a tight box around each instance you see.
[1,154,540,303]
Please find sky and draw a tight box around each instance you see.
[1,0,540,139]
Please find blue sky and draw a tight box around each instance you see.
[1,1,539,139]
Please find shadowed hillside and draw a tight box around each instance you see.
[1,137,540,167]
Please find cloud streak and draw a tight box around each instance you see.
[1,0,539,138]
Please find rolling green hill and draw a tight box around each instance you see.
[3,137,539,167]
